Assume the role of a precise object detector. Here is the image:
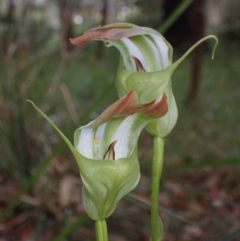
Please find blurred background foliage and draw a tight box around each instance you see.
[0,0,240,240]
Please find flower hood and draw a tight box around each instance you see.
[71,23,218,137]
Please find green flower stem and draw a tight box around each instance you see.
[95,220,108,241]
[151,137,164,241]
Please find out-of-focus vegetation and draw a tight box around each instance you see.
[0,0,240,240]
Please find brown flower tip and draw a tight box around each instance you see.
[135,93,168,118]
[69,23,139,46]
[103,140,117,160]
[70,26,130,46]
[91,91,136,128]
[132,56,145,71]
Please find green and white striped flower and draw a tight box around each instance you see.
[29,23,217,222]
[28,90,168,220]
[71,23,217,137]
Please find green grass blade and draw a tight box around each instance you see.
[0,144,63,222]
[0,83,115,222]
[50,214,90,241]
[159,0,195,34]
[126,193,194,224]
[181,158,240,170]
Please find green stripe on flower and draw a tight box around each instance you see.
[28,99,165,220]
[71,23,218,137]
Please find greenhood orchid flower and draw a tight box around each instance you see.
[29,23,218,241]
[70,23,218,137]
[28,90,167,220]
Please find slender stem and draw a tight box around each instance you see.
[95,220,108,241]
[151,137,164,241]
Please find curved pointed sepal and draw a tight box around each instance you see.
[27,101,82,167]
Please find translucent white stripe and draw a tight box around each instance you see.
[78,129,94,159]
[150,35,171,69]
[121,38,147,70]
[94,123,106,159]
[142,36,162,71]
[113,115,136,159]
[95,123,106,141]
